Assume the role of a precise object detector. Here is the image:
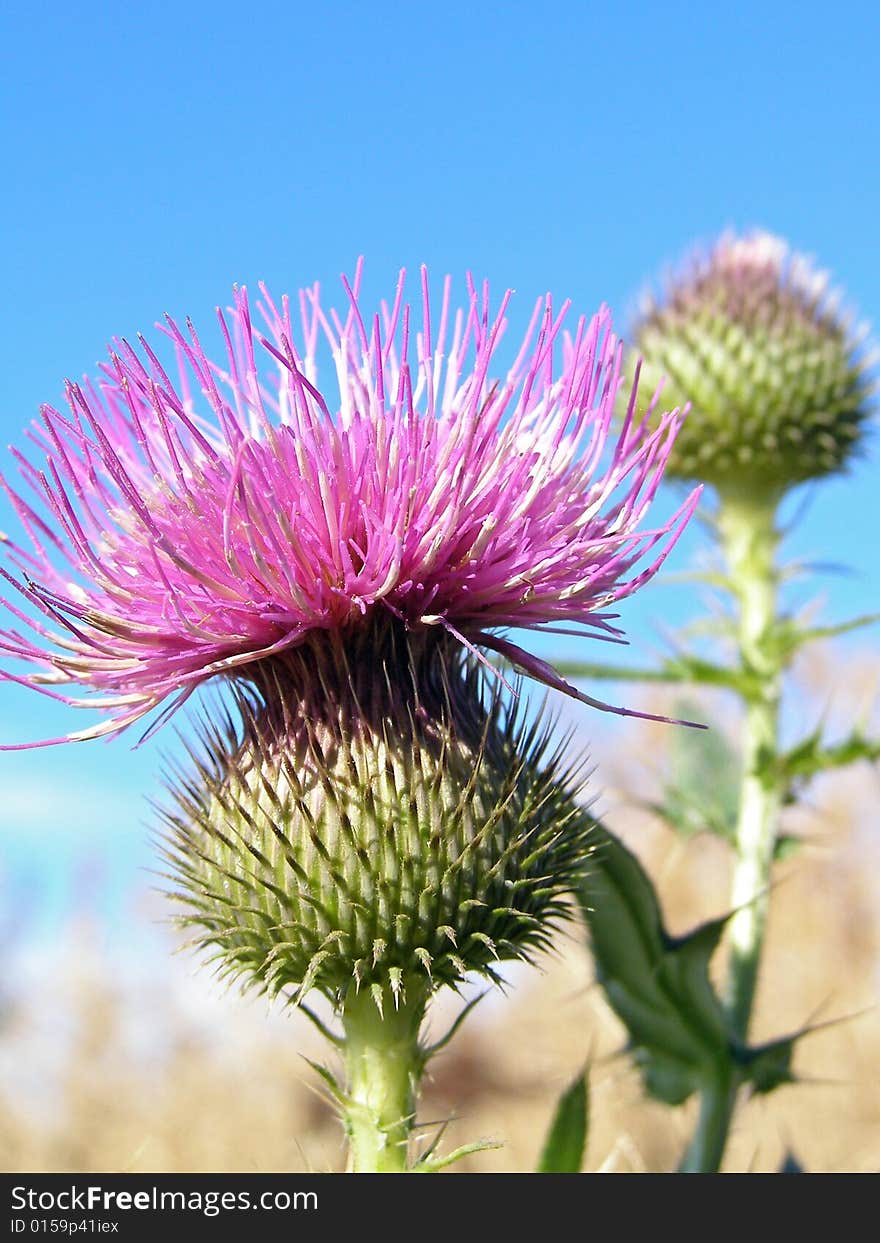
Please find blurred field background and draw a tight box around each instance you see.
[2,642,877,1174]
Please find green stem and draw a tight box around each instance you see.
[679,1069,738,1174]
[718,488,783,1040]
[686,487,784,1172]
[340,984,427,1173]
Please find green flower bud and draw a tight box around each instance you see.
[628,232,874,492]
[160,619,591,1008]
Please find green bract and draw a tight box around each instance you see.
[161,620,593,1006]
[628,232,873,491]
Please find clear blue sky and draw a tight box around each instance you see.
[1,1,878,941]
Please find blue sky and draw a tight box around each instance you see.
[1,1,878,943]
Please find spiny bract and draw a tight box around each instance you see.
[628,231,873,492]
[160,620,594,1005]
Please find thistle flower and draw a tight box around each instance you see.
[628,231,874,492]
[1,266,701,1024]
[0,264,698,745]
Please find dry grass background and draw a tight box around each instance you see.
[2,647,878,1173]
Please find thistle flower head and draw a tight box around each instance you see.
[1,264,697,744]
[162,620,593,1002]
[629,231,874,492]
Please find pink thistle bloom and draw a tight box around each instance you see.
[0,264,699,746]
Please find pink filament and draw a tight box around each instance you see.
[0,265,699,743]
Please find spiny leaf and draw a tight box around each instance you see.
[554,656,756,696]
[580,826,823,1104]
[559,614,878,700]
[776,726,880,798]
[578,824,730,1105]
[536,1070,589,1173]
[737,1032,798,1095]
[770,611,880,661]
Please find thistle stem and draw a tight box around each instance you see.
[684,487,784,1173]
[719,489,783,1039]
[340,985,427,1173]
[679,1068,737,1174]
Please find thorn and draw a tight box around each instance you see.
[423,990,489,1060]
[389,966,404,1009]
[414,947,433,979]
[370,982,385,1018]
[298,1003,344,1048]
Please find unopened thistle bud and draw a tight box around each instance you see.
[629,232,873,492]
[161,620,592,1004]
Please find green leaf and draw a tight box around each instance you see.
[578,825,731,1105]
[550,660,686,685]
[555,655,756,696]
[536,1071,589,1173]
[776,726,880,799]
[579,824,813,1106]
[770,611,880,661]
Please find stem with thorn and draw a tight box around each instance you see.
[339,983,428,1173]
[683,486,785,1173]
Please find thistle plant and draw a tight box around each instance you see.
[0,265,697,1171]
[630,231,870,489]
[571,231,877,1172]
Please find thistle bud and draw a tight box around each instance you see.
[629,232,873,491]
[161,620,592,1008]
